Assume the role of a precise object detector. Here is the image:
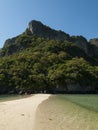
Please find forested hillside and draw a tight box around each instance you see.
[0,20,98,94]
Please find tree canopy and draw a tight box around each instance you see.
[0,34,98,94]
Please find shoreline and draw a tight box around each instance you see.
[0,94,51,130]
[35,95,98,130]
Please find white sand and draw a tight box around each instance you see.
[0,94,50,130]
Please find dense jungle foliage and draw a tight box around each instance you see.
[0,29,98,94]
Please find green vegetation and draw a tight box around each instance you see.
[0,29,98,94]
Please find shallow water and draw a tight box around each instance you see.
[35,95,98,130]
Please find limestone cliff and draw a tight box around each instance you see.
[28,20,70,40]
[0,20,98,57]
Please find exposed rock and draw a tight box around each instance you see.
[67,83,81,92]
[67,83,95,92]
[70,36,88,54]
[1,20,98,57]
[90,38,98,46]
[89,38,98,57]
[28,20,70,40]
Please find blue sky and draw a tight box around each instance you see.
[0,0,98,48]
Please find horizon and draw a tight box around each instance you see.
[0,0,98,48]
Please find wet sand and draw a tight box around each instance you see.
[0,94,50,130]
[35,95,98,130]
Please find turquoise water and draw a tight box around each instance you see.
[60,94,98,112]
[35,95,98,130]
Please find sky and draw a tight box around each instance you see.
[0,0,98,48]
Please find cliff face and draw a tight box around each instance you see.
[90,38,98,47]
[70,36,88,54]
[0,20,98,57]
[27,20,90,55]
[28,20,70,40]
[89,38,98,57]
[0,20,98,94]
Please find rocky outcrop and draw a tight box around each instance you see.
[70,36,88,54]
[90,38,98,46]
[89,38,98,57]
[28,20,90,54]
[66,83,94,93]
[28,20,70,40]
[1,20,98,57]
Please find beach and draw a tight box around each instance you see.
[0,94,50,130]
[35,95,98,130]
[1,94,98,130]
